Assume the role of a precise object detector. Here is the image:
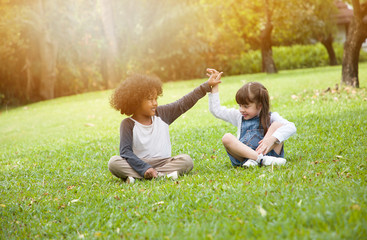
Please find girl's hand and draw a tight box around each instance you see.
[207,68,219,75]
[144,168,158,179]
[206,68,222,87]
[256,136,277,155]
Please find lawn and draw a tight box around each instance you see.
[1,63,367,239]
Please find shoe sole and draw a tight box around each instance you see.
[166,171,178,180]
[126,177,135,184]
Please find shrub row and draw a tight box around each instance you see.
[225,43,367,75]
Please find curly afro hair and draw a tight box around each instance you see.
[110,74,163,116]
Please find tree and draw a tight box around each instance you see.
[1,0,211,105]
[200,0,273,73]
[111,0,208,81]
[203,0,304,74]
[271,0,339,66]
[99,0,120,89]
[23,0,104,98]
[28,0,58,100]
[306,0,339,66]
[260,0,277,73]
[342,0,367,87]
[229,0,280,73]
[0,3,29,104]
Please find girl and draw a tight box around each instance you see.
[207,69,296,168]
[108,73,220,183]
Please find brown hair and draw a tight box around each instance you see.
[110,74,163,116]
[235,82,270,134]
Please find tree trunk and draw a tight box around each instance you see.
[260,0,277,74]
[35,0,58,100]
[99,0,119,89]
[23,57,33,101]
[342,32,363,88]
[321,34,337,66]
[341,1,367,88]
[260,30,277,74]
[39,31,58,99]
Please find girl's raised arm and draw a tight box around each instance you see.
[206,68,222,93]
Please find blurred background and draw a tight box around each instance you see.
[0,0,366,106]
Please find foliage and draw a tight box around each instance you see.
[199,0,338,48]
[0,0,364,106]
[0,0,211,105]
[1,64,367,239]
[115,1,209,81]
[0,4,29,105]
[272,0,338,45]
[0,0,105,103]
[225,43,367,76]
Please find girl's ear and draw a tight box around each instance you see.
[257,103,262,110]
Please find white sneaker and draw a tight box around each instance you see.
[242,159,258,168]
[126,176,135,184]
[166,171,178,180]
[257,154,286,166]
[157,171,179,180]
[157,172,165,178]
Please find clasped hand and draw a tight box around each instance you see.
[144,168,158,179]
[206,68,222,87]
[256,136,277,155]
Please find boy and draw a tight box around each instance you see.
[108,73,220,183]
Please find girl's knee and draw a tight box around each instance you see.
[222,133,234,146]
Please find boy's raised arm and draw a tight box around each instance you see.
[156,70,222,125]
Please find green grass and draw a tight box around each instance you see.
[1,63,367,239]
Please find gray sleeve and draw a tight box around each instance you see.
[119,118,152,177]
[156,81,211,125]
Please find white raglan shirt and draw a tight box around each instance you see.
[131,116,171,160]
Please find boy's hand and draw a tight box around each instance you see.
[206,68,222,87]
[144,168,158,179]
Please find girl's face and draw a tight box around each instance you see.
[239,102,261,120]
[136,90,158,118]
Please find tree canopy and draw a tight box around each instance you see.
[0,0,365,105]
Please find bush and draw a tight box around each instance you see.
[228,51,262,75]
[360,46,367,61]
[225,43,367,76]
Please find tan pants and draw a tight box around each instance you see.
[108,154,194,179]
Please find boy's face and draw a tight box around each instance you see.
[136,90,158,118]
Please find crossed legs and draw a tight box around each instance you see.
[108,154,193,180]
[222,121,284,163]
